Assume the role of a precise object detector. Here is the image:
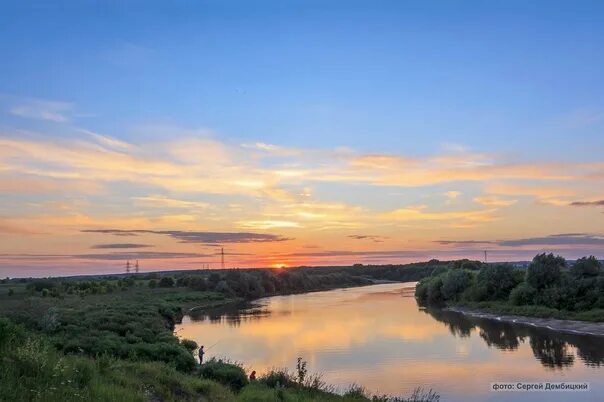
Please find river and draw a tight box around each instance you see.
[176,282,604,401]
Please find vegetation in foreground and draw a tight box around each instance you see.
[0,318,439,402]
[0,262,444,401]
[416,253,604,322]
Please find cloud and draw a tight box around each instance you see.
[382,205,498,224]
[348,235,389,243]
[445,191,461,200]
[78,251,208,260]
[569,200,604,207]
[0,219,45,235]
[237,220,301,229]
[82,130,132,150]
[91,243,152,249]
[498,233,604,247]
[473,196,517,207]
[436,233,604,248]
[9,99,73,122]
[435,240,495,245]
[81,229,292,244]
[132,195,210,209]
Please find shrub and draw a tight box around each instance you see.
[259,368,297,388]
[158,277,175,288]
[441,270,472,301]
[509,283,536,306]
[476,264,519,301]
[199,358,248,391]
[426,276,444,304]
[180,339,198,353]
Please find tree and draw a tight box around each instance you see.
[509,283,536,305]
[441,269,472,300]
[526,253,565,290]
[158,277,174,288]
[477,264,519,300]
[148,279,157,288]
[571,256,601,278]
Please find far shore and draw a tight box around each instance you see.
[446,306,604,337]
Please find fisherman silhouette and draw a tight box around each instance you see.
[198,345,205,364]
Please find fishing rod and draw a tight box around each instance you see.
[205,340,221,351]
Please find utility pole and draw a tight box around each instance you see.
[484,250,488,263]
[126,260,131,274]
[221,248,225,269]
[135,260,139,274]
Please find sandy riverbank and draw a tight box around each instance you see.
[446,306,604,337]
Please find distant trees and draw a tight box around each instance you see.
[416,254,604,314]
[571,256,602,278]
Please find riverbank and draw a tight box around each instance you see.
[446,306,604,337]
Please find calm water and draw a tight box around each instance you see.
[176,283,604,401]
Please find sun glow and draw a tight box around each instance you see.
[271,263,289,269]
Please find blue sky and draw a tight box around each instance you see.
[1,1,603,276]
[2,1,603,155]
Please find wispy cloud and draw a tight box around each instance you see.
[79,251,208,260]
[569,199,604,207]
[9,99,73,122]
[473,196,517,207]
[348,235,389,243]
[498,233,604,247]
[91,243,152,249]
[81,229,292,245]
[436,233,604,248]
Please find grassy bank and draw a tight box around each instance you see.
[0,316,438,401]
[0,263,444,401]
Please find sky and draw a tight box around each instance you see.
[1,1,603,277]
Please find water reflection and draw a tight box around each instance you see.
[176,283,604,401]
[423,308,603,368]
[189,302,273,326]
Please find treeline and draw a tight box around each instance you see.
[15,262,441,302]
[416,254,604,319]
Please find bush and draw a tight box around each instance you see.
[199,358,248,391]
[158,277,175,288]
[426,277,444,304]
[181,339,198,353]
[259,368,297,388]
[509,283,536,306]
[476,264,519,301]
[441,270,472,301]
[415,276,446,305]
